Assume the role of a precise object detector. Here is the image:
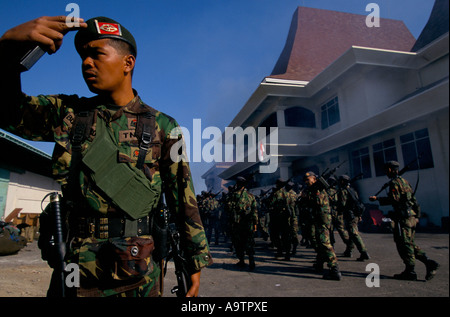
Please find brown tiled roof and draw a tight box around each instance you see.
[411,0,449,52]
[269,6,416,81]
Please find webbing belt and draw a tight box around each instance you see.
[74,215,151,239]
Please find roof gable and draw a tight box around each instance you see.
[269,6,416,81]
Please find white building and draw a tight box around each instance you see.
[219,2,449,228]
[0,131,60,221]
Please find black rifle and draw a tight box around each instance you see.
[372,153,423,197]
[321,160,348,180]
[48,192,67,297]
[167,223,192,297]
[350,172,364,183]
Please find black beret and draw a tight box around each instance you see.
[384,161,400,169]
[339,175,351,182]
[75,17,137,57]
[236,176,246,183]
[303,171,317,180]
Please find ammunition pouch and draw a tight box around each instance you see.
[105,236,155,280]
[81,116,160,220]
[73,215,151,239]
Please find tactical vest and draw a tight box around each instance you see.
[69,107,160,220]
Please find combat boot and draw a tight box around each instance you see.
[393,265,417,281]
[249,256,255,271]
[313,261,324,273]
[284,252,291,261]
[425,259,439,281]
[291,245,297,256]
[236,257,245,268]
[343,248,352,258]
[275,250,283,260]
[356,251,370,261]
[323,266,342,281]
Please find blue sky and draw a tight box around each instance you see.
[0,0,436,192]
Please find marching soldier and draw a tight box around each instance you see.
[229,177,258,270]
[268,179,295,261]
[327,176,352,255]
[302,172,341,280]
[205,192,221,245]
[337,175,370,261]
[286,182,300,256]
[370,161,439,281]
[297,188,315,249]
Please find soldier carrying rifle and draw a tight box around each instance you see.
[369,161,439,281]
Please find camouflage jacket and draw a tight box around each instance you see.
[268,188,295,222]
[287,189,299,217]
[205,196,219,211]
[1,91,212,292]
[337,186,360,218]
[327,187,339,213]
[304,186,331,225]
[378,176,420,219]
[229,188,258,226]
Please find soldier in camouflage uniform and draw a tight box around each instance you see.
[256,190,270,241]
[337,175,370,261]
[205,192,220,245]
[286,182,300,255]
[229,177,258,270]
[302,172,341,280]
[267,179,295,261]
[327,176,352,255]
[370,161,439,281]
[297,189,315,249]
[0,16,212,297]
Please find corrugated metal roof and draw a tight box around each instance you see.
[0,130,51,160]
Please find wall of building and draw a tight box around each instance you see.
[3,170,61,219]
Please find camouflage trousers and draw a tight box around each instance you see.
[47,268,161,297]
[393,216,427,267]
[330,212,351,247]
[291,216,299,247]
[270,217,292,255]
[345,217,367,253]
[232,222,255,259]
[314,222,338,268]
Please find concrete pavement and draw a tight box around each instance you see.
[163,231,449,298]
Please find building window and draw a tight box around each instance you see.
[400,128,434,170]
[351,147,371,179]
[259,112,278,136]
[373,138,398,177]
[284,107,316,128]
[321,96,340,129]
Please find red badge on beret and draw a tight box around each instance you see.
[95,20,122,36]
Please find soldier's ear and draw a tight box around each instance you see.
[123,54,135,75]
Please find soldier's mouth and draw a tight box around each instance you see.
[83,71,97,80]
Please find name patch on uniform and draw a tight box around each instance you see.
[119,130,138,143]
[95,20,122,36]
[63,112,75,130]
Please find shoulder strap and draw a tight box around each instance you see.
[70,110,96,151]
[66,110,96,204]
[135,111,156,170]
